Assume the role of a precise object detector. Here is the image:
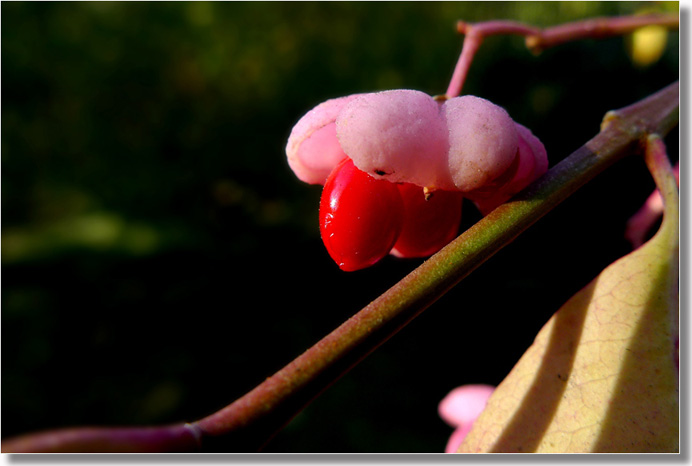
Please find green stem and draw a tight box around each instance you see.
[1,81,679,453]
[644,134,678,222]
[642,134,679,376]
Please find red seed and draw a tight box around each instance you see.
[319,158,404,271]
[390,184,463,258]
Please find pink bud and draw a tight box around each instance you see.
[439,384,495,427]
[336,91,521,193]
[335,90,451,189]
[438,384,495,453]
[288,91,546,214]
[286,95,362,185]
[443,95,519,192]
[516,123,548,179]
[467,123,548,215]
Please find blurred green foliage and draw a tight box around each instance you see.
[2,2,678,452]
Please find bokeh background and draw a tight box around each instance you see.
[2,1,679,453]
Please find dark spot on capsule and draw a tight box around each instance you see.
[374,168,390,176]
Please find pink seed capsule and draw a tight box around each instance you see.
[336,91,520,193]
[466,123,548,215]
[335,89,451,190]
[443,95,519,192]
[286,89,548,270]
[286,94,362,185]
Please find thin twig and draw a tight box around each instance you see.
[527,14,680,53]
[446,13,678,98]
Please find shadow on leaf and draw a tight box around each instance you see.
[487,279,594,452]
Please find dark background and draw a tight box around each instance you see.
[2,1,679,453]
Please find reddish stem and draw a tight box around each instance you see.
[527,13,679,53]
[1,424,202,453]
[446,21,538,98]
[446,13,679,98]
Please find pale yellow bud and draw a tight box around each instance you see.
[628,25,668,67]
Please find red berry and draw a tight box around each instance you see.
[319,158,404,271]
[390,184,463,258]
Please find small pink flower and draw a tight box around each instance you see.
[438,384,495,453]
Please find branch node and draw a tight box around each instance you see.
[456,20,470,34]
[525,35,543,54]
[601,110,621,131]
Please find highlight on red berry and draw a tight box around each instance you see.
[319,158,405,271]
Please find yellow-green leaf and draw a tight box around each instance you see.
[459,141,678,453]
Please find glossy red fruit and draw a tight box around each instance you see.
[320,158,405,271]
[390,184,463,258]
